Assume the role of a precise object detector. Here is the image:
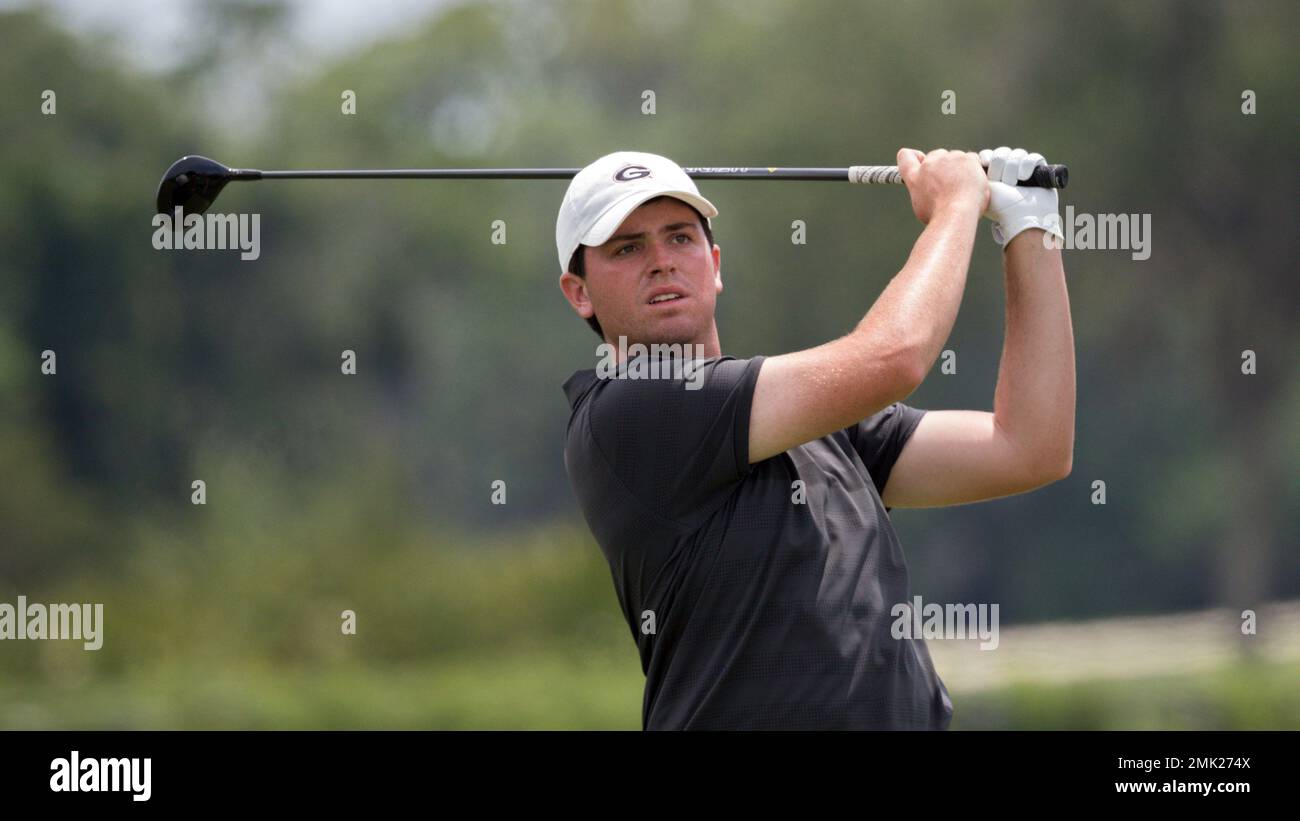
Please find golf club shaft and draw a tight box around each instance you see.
[243,164,1067,188]
[156,154,1071,215]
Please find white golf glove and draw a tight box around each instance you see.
[979,147,1064,248]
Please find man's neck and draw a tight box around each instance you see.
[606,334,721,365]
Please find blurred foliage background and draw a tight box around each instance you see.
[0,0,1296,728]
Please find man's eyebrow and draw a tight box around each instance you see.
[604,222,699,245]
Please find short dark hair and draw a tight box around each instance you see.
[567,197,715,341]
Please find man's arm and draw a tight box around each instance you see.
[748,149,989,464]
[882,231,1075,508]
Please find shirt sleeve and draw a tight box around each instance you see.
[844,402,927,498]
[586,355,766,527]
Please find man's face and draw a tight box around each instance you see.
[560,197,722,353]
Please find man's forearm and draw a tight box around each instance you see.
[856,199,982,379]
[993,231,1076,473]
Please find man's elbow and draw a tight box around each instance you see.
[1047,450,1073,483]
[888,347,930,401]
[1028,445,1073,487]
[888,365,926,405]
[851,324,930,402]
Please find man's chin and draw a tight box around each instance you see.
[640,326,701,348]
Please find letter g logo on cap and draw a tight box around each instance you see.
[613,164,652,182]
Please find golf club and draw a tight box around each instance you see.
[155,155,1069,215]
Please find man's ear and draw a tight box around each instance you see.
[559,271,595,319]
[712,243,723,294]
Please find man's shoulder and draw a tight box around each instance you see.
[562,369,600,412]
[560,354,765,489]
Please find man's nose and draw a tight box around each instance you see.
[647,239,676,273]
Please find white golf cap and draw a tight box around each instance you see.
[556,150,718,273]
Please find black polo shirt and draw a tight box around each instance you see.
[562,353,953,730]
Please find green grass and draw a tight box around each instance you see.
[3,518,1294,730]
[950,659,1300,730]
[4,654,1295,730]
[0,650,642,730]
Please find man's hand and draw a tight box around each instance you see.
[979,147,1065,248]
[897,148,990,225]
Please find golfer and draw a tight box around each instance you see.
[557,148,1074,730]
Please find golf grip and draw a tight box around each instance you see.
[849,164,1068,189]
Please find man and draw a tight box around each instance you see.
[557,148,1075,730]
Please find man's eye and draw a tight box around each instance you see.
[615,244,636,256]
[674,233,691,243]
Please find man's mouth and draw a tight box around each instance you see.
[647,293,684,304]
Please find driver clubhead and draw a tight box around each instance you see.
[156,155,233,215]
